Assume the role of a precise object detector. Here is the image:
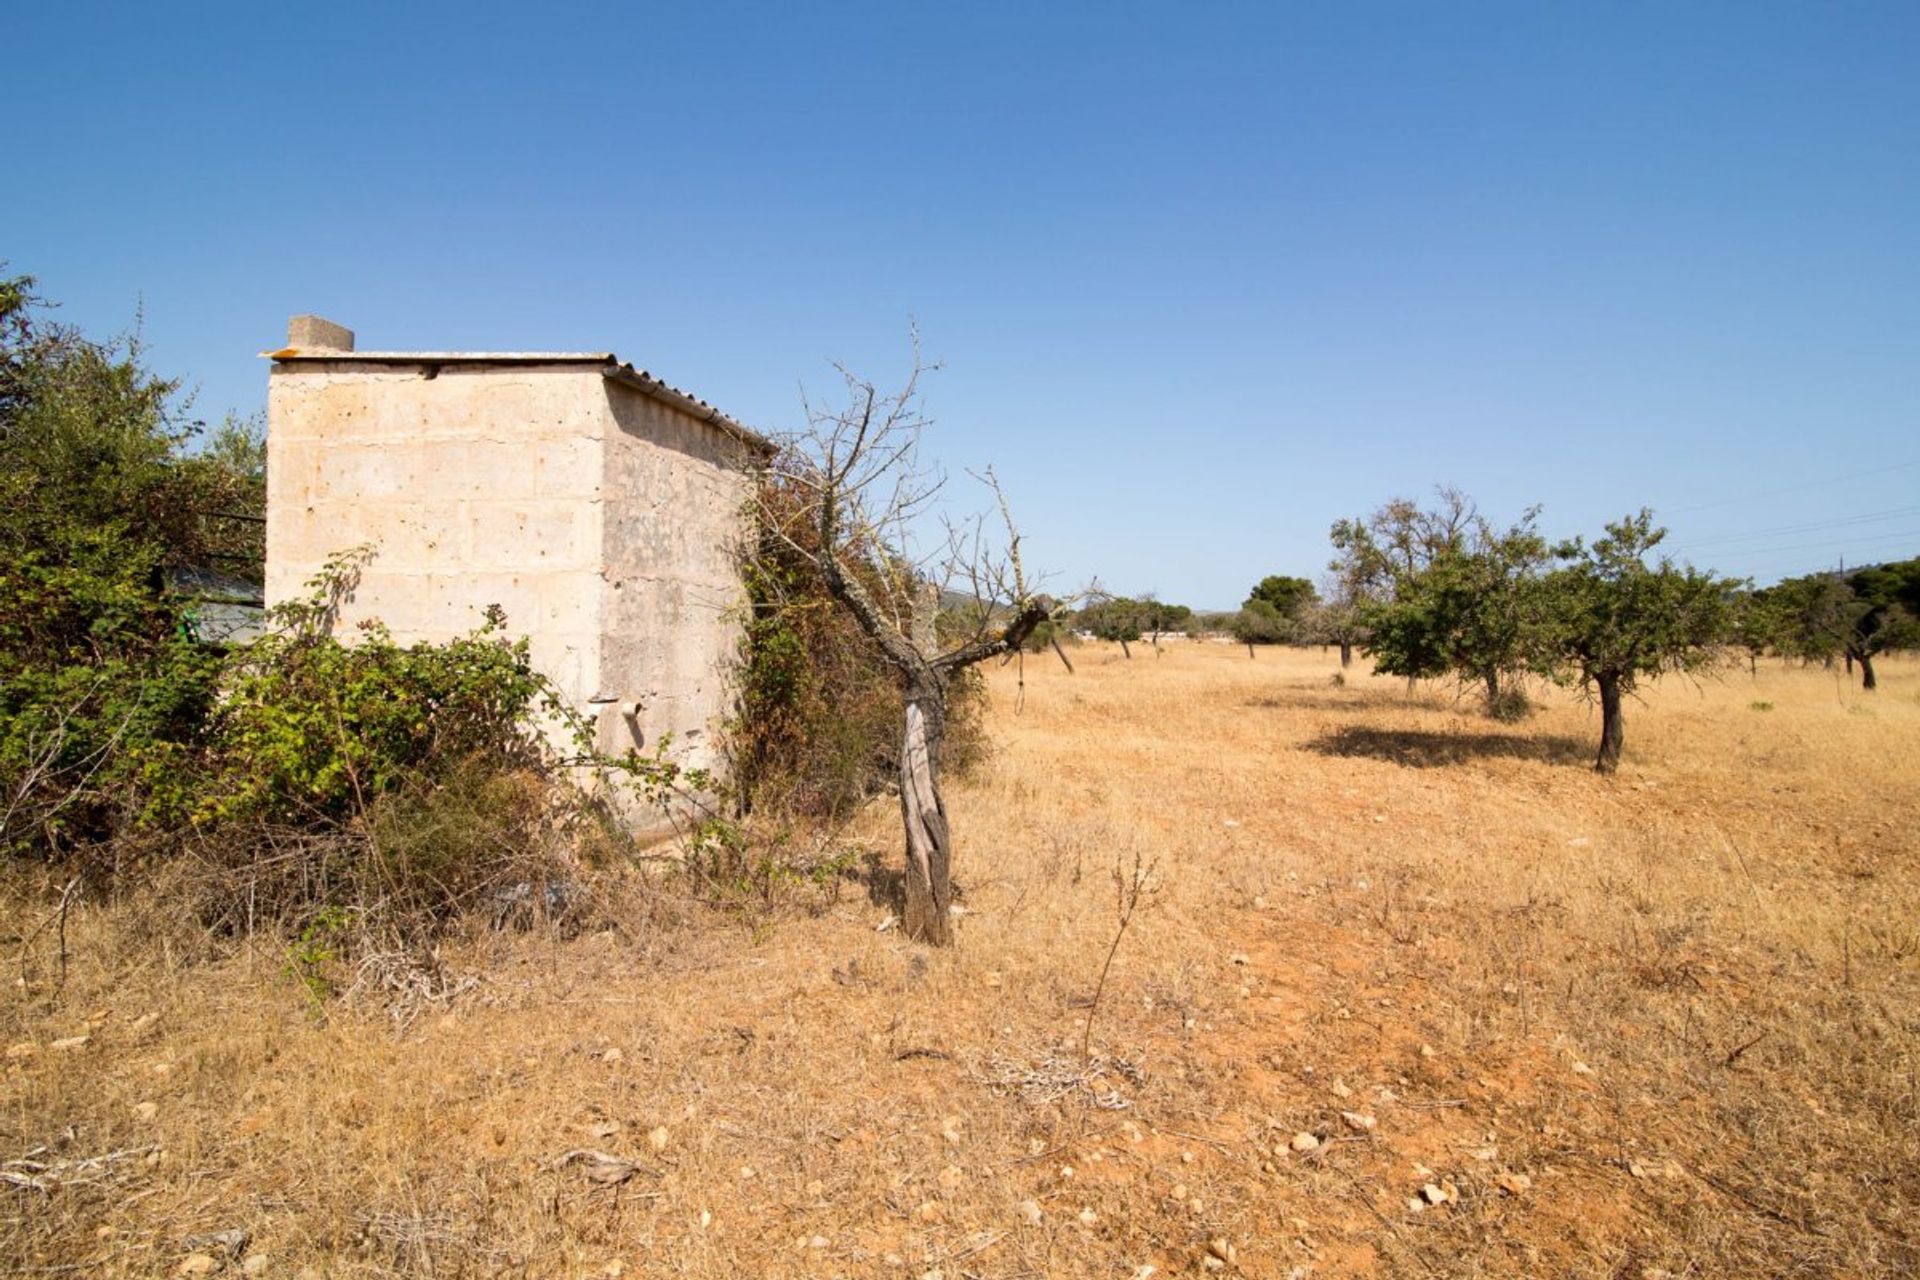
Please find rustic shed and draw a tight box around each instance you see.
[263,315,769,789]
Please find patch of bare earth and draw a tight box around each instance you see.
[5,647,1917,1277]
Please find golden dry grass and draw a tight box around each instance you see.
[5,645,1919,1278]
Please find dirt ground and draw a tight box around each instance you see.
[5,644,1918,1278]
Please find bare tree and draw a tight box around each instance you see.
[761,346,1056,945]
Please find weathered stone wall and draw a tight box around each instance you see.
[265,360,753,791]
[598,384,754,776]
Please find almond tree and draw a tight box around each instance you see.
[1543,511,1728,773]
[761,350,1054,945]
[1361,504,1552,716]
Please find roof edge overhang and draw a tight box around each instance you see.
[263,350,777,457]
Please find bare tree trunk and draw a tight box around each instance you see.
[1845,651,1853,675]
[1483,669,1500,710]
[898,687,952,945]
[1119,637,1131,659]
[1246,643,1255,659]
[1856,650,1877,691]
[1595,672,1624,774]
[1339,640,1352,668]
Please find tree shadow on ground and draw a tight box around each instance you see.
[862,849,905,912]
[1248,691,1454,714]
[1303,725,1591,769]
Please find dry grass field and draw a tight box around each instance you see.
[5,644,1918,1278]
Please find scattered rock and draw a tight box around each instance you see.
[805,1179,824,1197]
[1496,1171,1532,1196]
[185,1229,249,1257]
[133,1101,159,1123]
[1017,1199,1043,1226]
[1421,1183,1447,1206]
[1058,1164,1076,1180]
[941,1115,963,1145]
[50,1034,90,1052]
[1172,1183,1188,1201]
[1330,1080,1352,1099]
[242,1255,271,1277]
[586,1120,620,1139]
[916,1200,944,1223]
[1078,1207,1098,1226]
[5,1042,35,1060]
[807,1235,830,1249]
[646,1126,670,1153]
[1341,1111,1377,1134]
[1229,953,1250,966]
[129,1011,161,1034]
[1572,1061,1594,1076]
[1181,1150,1194,1164]
[1419,1043,1436,1059]
[1252,895,1268,910]
[558,1150,650,1186]
[1289,1132,1320,1153]
[176,1257,217,1277]
[600,1047,623,1064]
[1207,1237,1238,1266]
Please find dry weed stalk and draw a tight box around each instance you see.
[1081,847,1158,1061]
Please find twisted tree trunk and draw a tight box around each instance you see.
[898,685,953,944]
[1595,671,1625,774]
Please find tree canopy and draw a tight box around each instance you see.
[1541,510,1729,772]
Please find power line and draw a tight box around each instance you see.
[1685,528,1920,567]
[1664,458,1920,516]
[1669,504,1920,551]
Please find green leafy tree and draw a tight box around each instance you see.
[1763,571,1854,667]
[1141,598,1192,645]
[1360,506,1551,717]
[0,269,249,855]
[1311,570,1370,668]
[1327,488,1476,673]
[1230,598,1288,656]
[1541,511,1729,774]
[1246,575,1318,624]
[1840,559,1920,690]
[1079,595,1145,657]
[1759,561,1920,688]
[1724,586,1781,675]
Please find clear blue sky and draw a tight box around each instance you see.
[11,1,1918,606]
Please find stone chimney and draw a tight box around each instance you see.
[287,314,354,352]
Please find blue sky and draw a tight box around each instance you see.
[11,1,1918,606]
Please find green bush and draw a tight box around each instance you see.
[0,271,239,857]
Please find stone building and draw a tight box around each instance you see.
[263,315,769,787]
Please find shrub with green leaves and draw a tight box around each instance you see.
[0,270,244,857]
